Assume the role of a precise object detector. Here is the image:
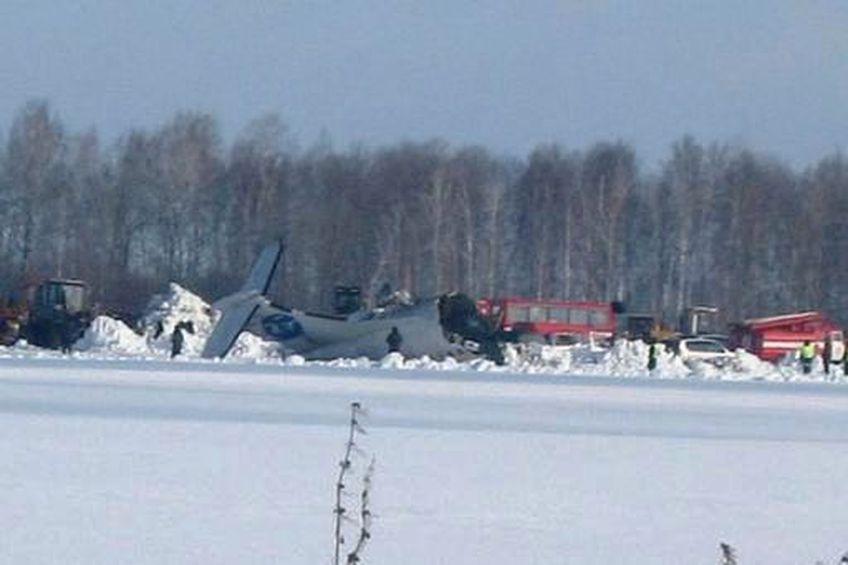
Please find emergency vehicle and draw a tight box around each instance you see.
[728,311,844,362]
[477,297,618,344]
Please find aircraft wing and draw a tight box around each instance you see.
[201,300,260,359]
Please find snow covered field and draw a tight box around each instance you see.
[1,353,847,565]
[1,285,847,564]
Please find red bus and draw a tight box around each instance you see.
[477,297,618,345]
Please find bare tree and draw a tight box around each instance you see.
[1,105,847,330]
[4,100,65,279]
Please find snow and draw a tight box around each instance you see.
[0,357,846,564]
[139,282,216,357]
[73,315,149,355]
[1,283,847,564]
[15,283,825,383]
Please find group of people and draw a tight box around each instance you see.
[646,337,848,376]
[798,338,847,376]
[153,319,194,358]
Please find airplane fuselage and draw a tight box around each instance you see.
[246,298,464,360]
[201,241,504,364]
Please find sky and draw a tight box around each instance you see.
[0,0,846,169]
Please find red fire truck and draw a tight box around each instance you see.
[728,311,844,362]
[477,297,618,344]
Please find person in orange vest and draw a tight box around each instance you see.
[799,340,815,374]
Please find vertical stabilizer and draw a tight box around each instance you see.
[201,241,284,359]
[242,241,284,295]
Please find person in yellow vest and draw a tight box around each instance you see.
[799,340,816,374]
[647,339,658,371]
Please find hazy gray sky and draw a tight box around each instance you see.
[1,1,846,167]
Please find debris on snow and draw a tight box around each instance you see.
[4,281,846,385]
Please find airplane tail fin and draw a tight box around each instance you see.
[201,241,284,359]
[241,241,284,295]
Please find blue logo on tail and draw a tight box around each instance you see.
[262,314,303,340]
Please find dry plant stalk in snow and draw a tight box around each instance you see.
[719,543,848,564]
[333,402,374,565]
[346,457,375,563]
[720,542,738,565]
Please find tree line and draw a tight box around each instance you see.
[1,100,846,328]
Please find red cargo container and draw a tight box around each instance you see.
[728,311,844,362]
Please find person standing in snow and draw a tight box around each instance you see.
[647,339,658,371]
[799,340,815,374]
[827,334,845,376]
[386,326,403,354]
[59,316,73,354]
[171,324,184,358]
[843,343,848,377]
[823,336,832,375]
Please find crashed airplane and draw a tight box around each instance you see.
[201,242,504,364]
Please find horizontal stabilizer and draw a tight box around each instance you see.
[202,241,283,359]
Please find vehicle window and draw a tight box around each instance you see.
[569,309,588,325]
[552,333,579,345]
[49,285,65,305]
[509,305,529,323]
[549,307,569,323]
[529,306,546,323]
[686,340,726,353]
[64,286,85,312]
[588,310,609,327]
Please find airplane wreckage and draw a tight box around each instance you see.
[201,242,505,364]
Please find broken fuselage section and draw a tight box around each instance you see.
[201,242,504,364]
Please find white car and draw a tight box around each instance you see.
[677,337,733,366]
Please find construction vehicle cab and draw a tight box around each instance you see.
[23,279,92,350]
[31,279,87,316]
[333,285,363,316]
